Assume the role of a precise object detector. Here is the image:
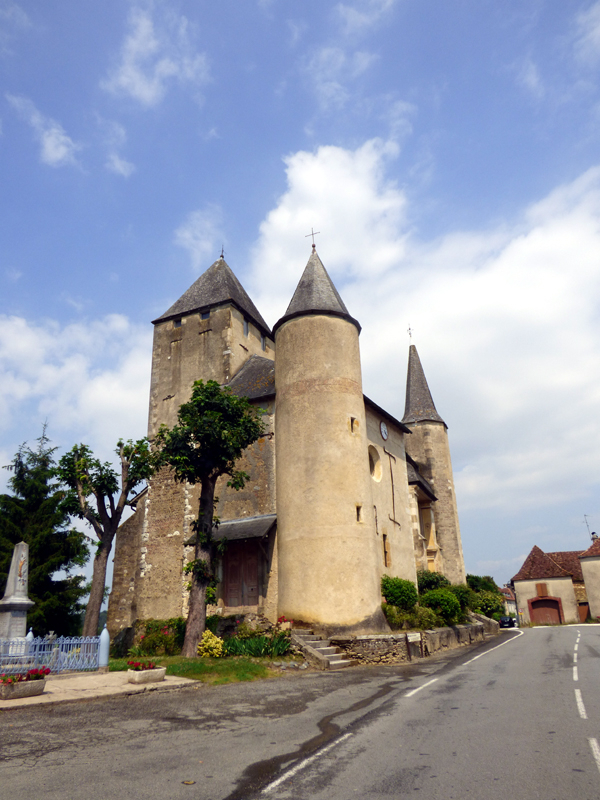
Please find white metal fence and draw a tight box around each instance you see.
[0,635,101,674]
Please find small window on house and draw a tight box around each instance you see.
[536,583,548,597]
[243,318,249,336]
[174,319,182,328]
[201,311,210,320]
[368,445,382,482]
[350,417,359,433]
[356,505,363,522]
[383,534,391,567]
[261,334,266,351]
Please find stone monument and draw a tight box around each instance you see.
[0,542,34,638]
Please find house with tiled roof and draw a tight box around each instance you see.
[511,543,598,625]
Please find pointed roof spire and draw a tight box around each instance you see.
[272,249,360,334]
[401,344,445,426]
[152,257,271,337]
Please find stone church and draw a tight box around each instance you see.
[107,248,466,636]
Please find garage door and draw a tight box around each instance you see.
[530,598,561,625]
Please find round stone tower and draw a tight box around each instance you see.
[273,248,384,633]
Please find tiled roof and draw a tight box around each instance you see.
[153,257,271,336]
[273,249,360,334]
[185,513,276,545]
[227,355,275,400]
[511,546,571,582]
[401,345,445,426]
[547,551,584,582]
[499,586,515,600]
[580,538,600,558]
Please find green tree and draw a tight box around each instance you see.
[56,438,160,637]
[0,430,88,636]
[156,380,266,657]
[381,575,418,611]
[466,574,499,593]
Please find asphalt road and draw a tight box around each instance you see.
[1,627,599,800]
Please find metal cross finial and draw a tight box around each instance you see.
[305,228,321,249]
[407,325,413,341]
[220,245,226,259]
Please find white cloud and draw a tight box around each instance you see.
[174,204,224,270]
[304,46,377,110]
[515,57,545,99]
[6,94,81,167]
[102,6,209,107]
[98,117,135,177]
[0,2,29,54]
[575,1,600,64]
[249,139,600,520]
[336,0,397,36]
[0,314,151,490]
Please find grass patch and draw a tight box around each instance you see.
[109,655,272,684]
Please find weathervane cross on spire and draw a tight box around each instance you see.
[407,325,413,341]
[305,227,321,250]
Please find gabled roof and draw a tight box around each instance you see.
[512,545,574,582]
[185,513,276,545]
[152,257,271,337]
[402,344,445,426]
[227,355,275,400]
[580,538,600,559]
[273,249,360,334]
[547,551,584,582]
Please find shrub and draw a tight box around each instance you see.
[409,606,442,630]
[473,590,505,618]
[382,603,410,630]
[223,630,291,657]
[381,576,418,611]
[134,617,186,656]
[420,588,461,625]
[448,584,478,612]
[198,630,224,658]
[416,569,451,595]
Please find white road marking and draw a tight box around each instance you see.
[589,739,600,774]
[575,689,588,719]
[262,733,353,793]
[404,678,439,698]
[575,643,579,651]
[574,652,578,663]
[573,666,579,681]
[463,629,524,665]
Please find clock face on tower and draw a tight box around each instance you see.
[380,420,388,441]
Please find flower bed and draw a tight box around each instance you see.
[0,668,50,700]
[126,660,166,684]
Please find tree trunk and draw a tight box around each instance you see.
[82,537,113,638]
[181,477,216,658]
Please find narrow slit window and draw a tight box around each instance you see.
[201,311,210,320]
[383,534,391,567]
[356,504,363,522]
[261,334,266,351]
[174,319,182,328]
[243,318,249,336]
[350,417,358,433]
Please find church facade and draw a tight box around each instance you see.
[107,249,466,636]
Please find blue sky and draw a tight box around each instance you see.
[2,0,600,590]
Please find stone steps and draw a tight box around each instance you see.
[292,629,353,670]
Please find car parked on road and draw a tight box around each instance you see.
[499,616,516,628]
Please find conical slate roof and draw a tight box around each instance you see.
[152,257,271,336]
[273,249,360,334]
[401,344,445,426]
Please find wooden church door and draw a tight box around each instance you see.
[222,540,260,606]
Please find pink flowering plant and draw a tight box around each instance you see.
[127,660,157,671]
[0,667,51,684]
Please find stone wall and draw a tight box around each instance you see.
[330,623,485,665]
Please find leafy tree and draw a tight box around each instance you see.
[416,569,451,595]
[473,590,505,618]
[156,379,265,657]
[56,439,160,637]
[466,574,499,593]
[0,430,88,636]
[448,584,478,613]
[381,575,418,611]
